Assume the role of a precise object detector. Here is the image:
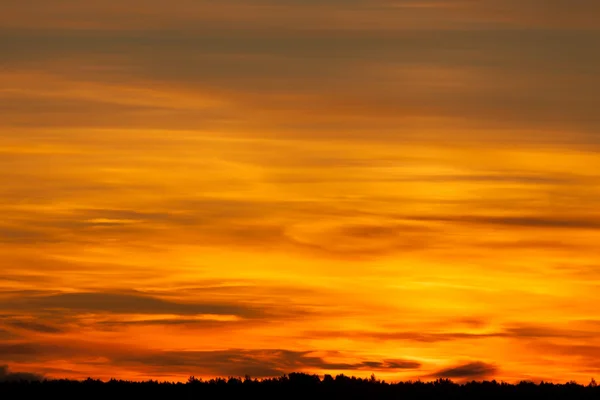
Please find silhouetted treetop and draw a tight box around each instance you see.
[1,373,599,400]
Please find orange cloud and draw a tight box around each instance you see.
[1,0,599,384]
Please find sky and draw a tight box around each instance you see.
[1,0,600,384]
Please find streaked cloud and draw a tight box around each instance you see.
[0,0,599,384]
[5,291,260,317]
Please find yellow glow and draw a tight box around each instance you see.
[1,0,599,384]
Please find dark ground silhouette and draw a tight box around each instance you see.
[1,373,600,399]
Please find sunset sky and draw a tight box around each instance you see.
[1,0,600,384]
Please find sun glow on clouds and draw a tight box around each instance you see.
[1,0,600,384]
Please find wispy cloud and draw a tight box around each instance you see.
[0,0,599,384]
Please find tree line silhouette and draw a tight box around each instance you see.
[1,373,600,399]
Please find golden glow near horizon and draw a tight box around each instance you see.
[1,0,600,384]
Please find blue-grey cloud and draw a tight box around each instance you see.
[5,291,265,318]
[430,361,497,380]
[0,365,43,382]
[1,26,599,140]
[114,349,421,377]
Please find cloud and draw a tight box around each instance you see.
[115,349,421,377]
[0,274,55,284]
[6,291,264,319]
[403,215,600,230]
[472,0,600,28]
[0,365,43,382]
[0,343,48,360]
[0,95,169,129]
[97,319,239,327]
[430,361,498,380]
[359,360,421,369]
[2,24,599,139]
[5,320,63,334]
[0,0,599,385]
[527,342,600,362]
[2,0,598,31]
[0,289,320,338]
[310,324,600,345]
[0,226,62,245]
[504,325,599,339]
[308,330,505,343]
[335,223,433,239]
[0,328,18,340]
[0,342,420,378]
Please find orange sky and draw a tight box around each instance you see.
[1,0,600,384]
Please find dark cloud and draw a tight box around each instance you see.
[5,320,63,334]
[96,318,245,329]
[6,291,264,318]
[0,94,228,130]
[479,239,589,251]
[415,174,570,185]
[577,320,600,328]
[537,343,600,362]
[504,325,599,339]
[309,330,506,343]
[430,361,498,380]
[0,290,61,298]
[274,173,572,185]
[0,201,305,250]
[360,360,421,370]
[0,342,420,378]
[0,328,18,340]
[6,191,599,259]
[1,25,599,138]
[0,343,44,360]
[116,349,421,377]
[403,215,600,230]
[116,349,283,378]
[310,324,600,345]
[2,0,599,31]
[0,274,55,284]
[474,0,600,28]
[0,226,62,245]
[0,365,43,382]
[165,281,324,299]
[0,200,437,257]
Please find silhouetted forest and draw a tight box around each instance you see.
[1,373,600,399]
